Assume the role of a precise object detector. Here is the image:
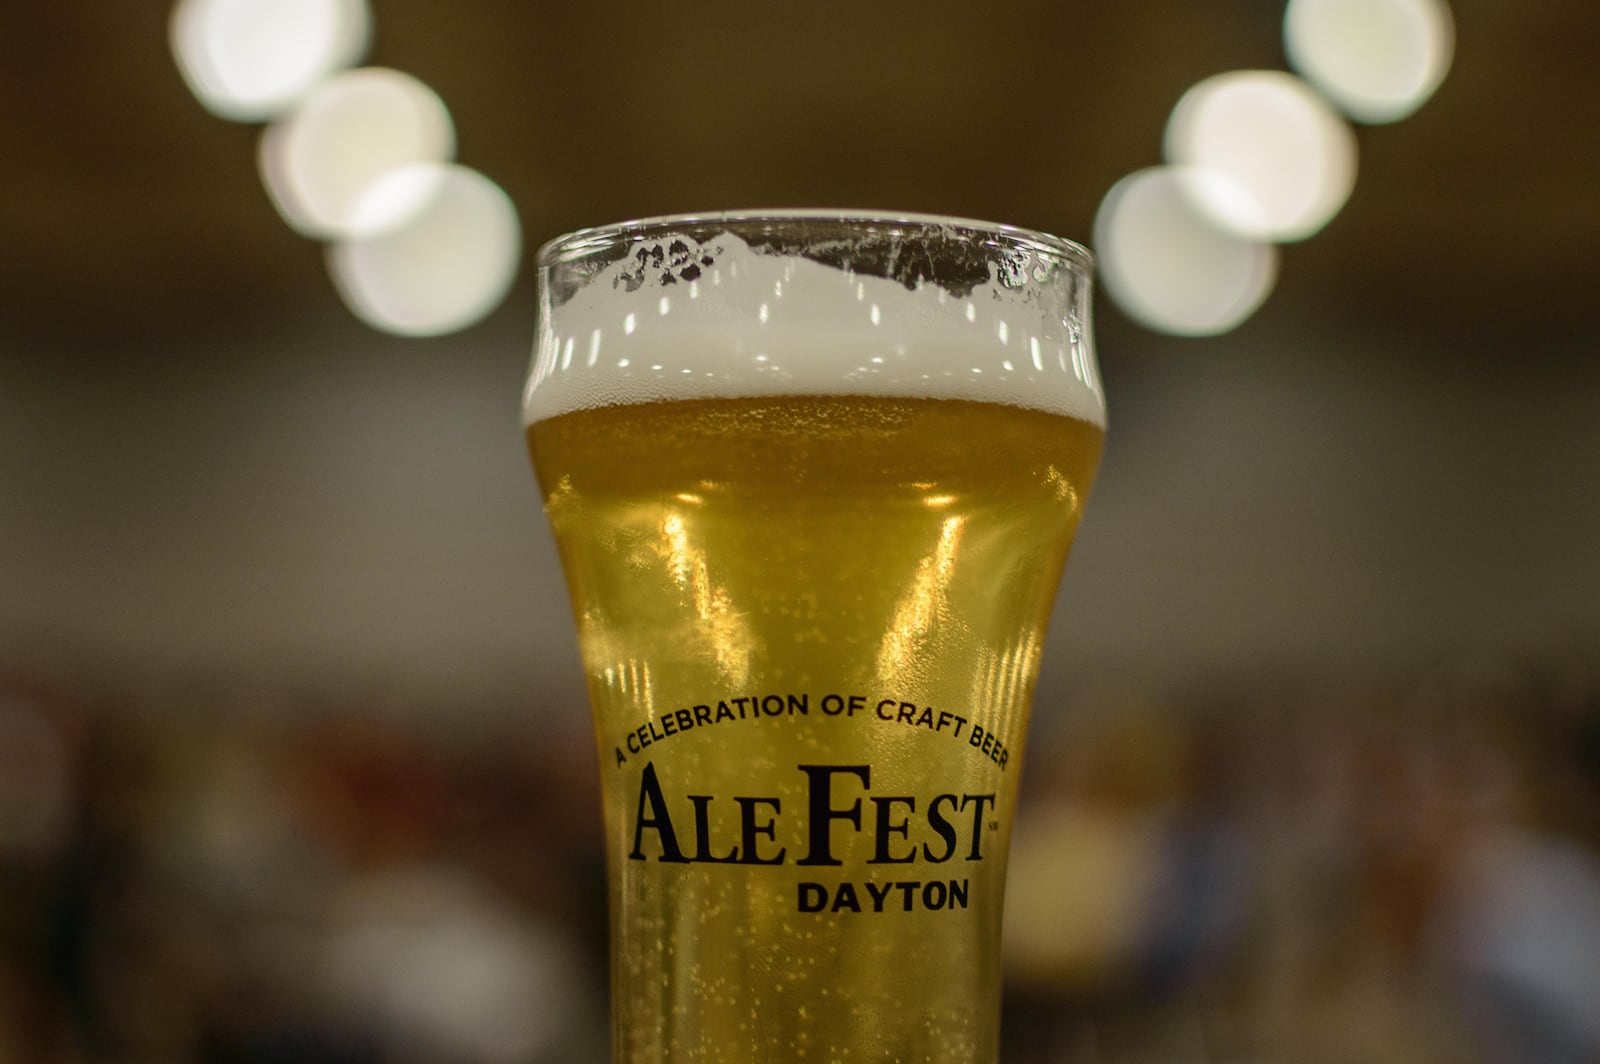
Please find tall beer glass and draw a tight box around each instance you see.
[523,211,1104,1062]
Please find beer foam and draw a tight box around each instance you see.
[523,225,1105,427]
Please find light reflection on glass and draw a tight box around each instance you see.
[1043,464,1078,508]
[616,659,654,713]
[1071,332,1096,391]
[1286,0,1454,124]
[171,0,371,121]
[1165,70,1357,242]
[968,628,1040,752]
[877,516,966,682]
[658,512,754,687]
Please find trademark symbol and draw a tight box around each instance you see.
[988,820,999,831]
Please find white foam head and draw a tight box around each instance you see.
[523,211,1104,427]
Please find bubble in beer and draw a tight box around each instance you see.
[1094,166,1277,337]
[1285,0,1455,123]
[328,163,520,336]
[1165,70,1357,242]
[259,68,455,238]
[170,0,370,121]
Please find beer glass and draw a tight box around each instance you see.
[523,211,1104,1062]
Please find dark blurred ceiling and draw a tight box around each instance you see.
[2,0,1597,358]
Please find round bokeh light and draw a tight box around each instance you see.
[1165,70,1358,243]
[260,68,456,239]
[170,0,370,122]
[1094,166,1279,337]
[328,164,522,337]
[1285,0,1455,124]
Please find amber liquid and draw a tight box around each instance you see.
[530,395,1102,1063]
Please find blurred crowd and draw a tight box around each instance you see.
[1004,669,1600,1062]
[2,660,1598,1063]
[0,669,608,1064]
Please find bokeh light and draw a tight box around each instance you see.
[1165,70,1358,242]
[322,868,588,1063]
[170,0,370,122]
[1094,166,1278,337]
[328,164,522,337]
[1286,0,1455,124]
[260,68,456,239]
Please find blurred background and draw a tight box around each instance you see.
[3,1,1599,1061]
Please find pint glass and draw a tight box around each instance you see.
[523,211,1104,1062]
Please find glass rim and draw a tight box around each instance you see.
[536,208,1094,273]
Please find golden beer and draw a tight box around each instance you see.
[525,213,1104,1062]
